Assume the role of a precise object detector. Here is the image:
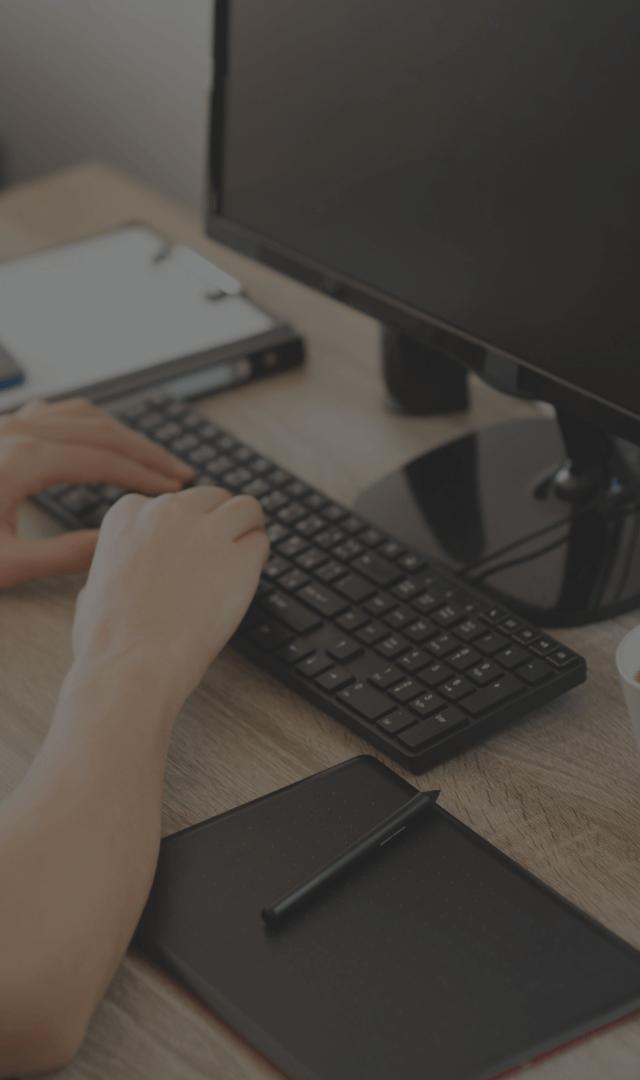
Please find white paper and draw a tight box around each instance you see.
[0,224,275,409]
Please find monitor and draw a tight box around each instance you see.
[207,0,640,625]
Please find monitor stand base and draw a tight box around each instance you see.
[354,413,640,627]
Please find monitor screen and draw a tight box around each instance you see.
[212,0,640,427]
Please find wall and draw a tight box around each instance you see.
[0,0,212,208]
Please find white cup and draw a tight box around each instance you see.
[616,625,640,749]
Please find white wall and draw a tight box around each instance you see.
[0,0,212,208]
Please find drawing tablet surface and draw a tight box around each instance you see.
[136,758,640,1080]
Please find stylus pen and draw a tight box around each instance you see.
[261,789,440,925]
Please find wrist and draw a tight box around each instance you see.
[61,649,181,738]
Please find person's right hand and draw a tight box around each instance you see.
[71,486,269,711]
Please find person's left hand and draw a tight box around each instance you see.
[0,398,193,587]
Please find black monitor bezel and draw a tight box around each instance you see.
[207,0,640,448]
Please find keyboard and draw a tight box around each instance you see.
[35,393,587,774]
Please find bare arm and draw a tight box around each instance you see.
[0,423,268,1075]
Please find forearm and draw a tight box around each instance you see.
[0,655,177,1076]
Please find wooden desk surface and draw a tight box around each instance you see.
[1,163,639,1080]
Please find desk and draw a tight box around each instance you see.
[1,163,639,1080]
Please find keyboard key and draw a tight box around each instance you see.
[342,514,364,535]
[447,646,481,672]
[361,527,384,547]
[243,478,271,499]
[336,573,375,603]
[419,660,453,687]
[394,579,420,601]
[482,606,508,624]
[269,468,292,487]
[456,618,484,642]
[352,552,402,587]
[513,627,540,646]
[548,647,579,668]
[297,548,327,572]
[171,433,199,455]
[495,645,529,670]
[84,501,112,527]
[279,638,316,664]
[328,638,363,662]
[476,631,510,656]
[390,678,422,703]
[468,660,502,685]
[501,616,523,633]
[298,582,347,618]
[426,633,458,658]
[278,503,306,525]
[441,675,474,701]
[316,527,346,550]
[297,652,333,678]
[264,556,290,580]
[356,621,387,646]
[247,621,291,651]
[463,675,524,716]
[315,560,347,584]
[59,487,100,515]
[280,569,309,592]
[397,552,426,573]
[385,605,413,629]
[365,593,394,617]
[263,491,289,514]
[517,659,554,684]
[323,504,346,523]
[286,479,309,499]
[267,523,289,544]
[410,690,445,717]
[398,648,430,673]
[380,539,406,560]
[205,455,234,479]
[189,445,218,466]
[263,592,321,633]
[337,608,368,631]
[296,514,326,537]
[376,708,415,735]
[414,591,442,614]
[305,492,328,511]
[376,634,408,659]
[369,665,402,690]
[334,539,363,561]
[224,467,253,489]
[338,682,392,721]
[531,637,556,657]
[316,667,353,692]
[405,618,435,643]
[432,603,467,628]
[278,536,308,559]
[398,707,467,750]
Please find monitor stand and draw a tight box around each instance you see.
[382,328,469,415]
[355,408,640,626]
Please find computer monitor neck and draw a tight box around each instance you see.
[355,403,640,627]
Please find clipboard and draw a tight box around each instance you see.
[136,757,640,1080]
[0,223,303,410]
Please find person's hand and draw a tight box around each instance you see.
[0,398,193,587]
[71,486,269,710]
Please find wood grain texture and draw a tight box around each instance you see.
[1,162,640,1079]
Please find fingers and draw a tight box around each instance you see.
[213,494,266,540]
[27,441,187,497]
[11,401,192,483]
[0,531,98,588]
[236,527,271,570]
[167,485,233,512]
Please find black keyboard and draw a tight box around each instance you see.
[35,393,587,773]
